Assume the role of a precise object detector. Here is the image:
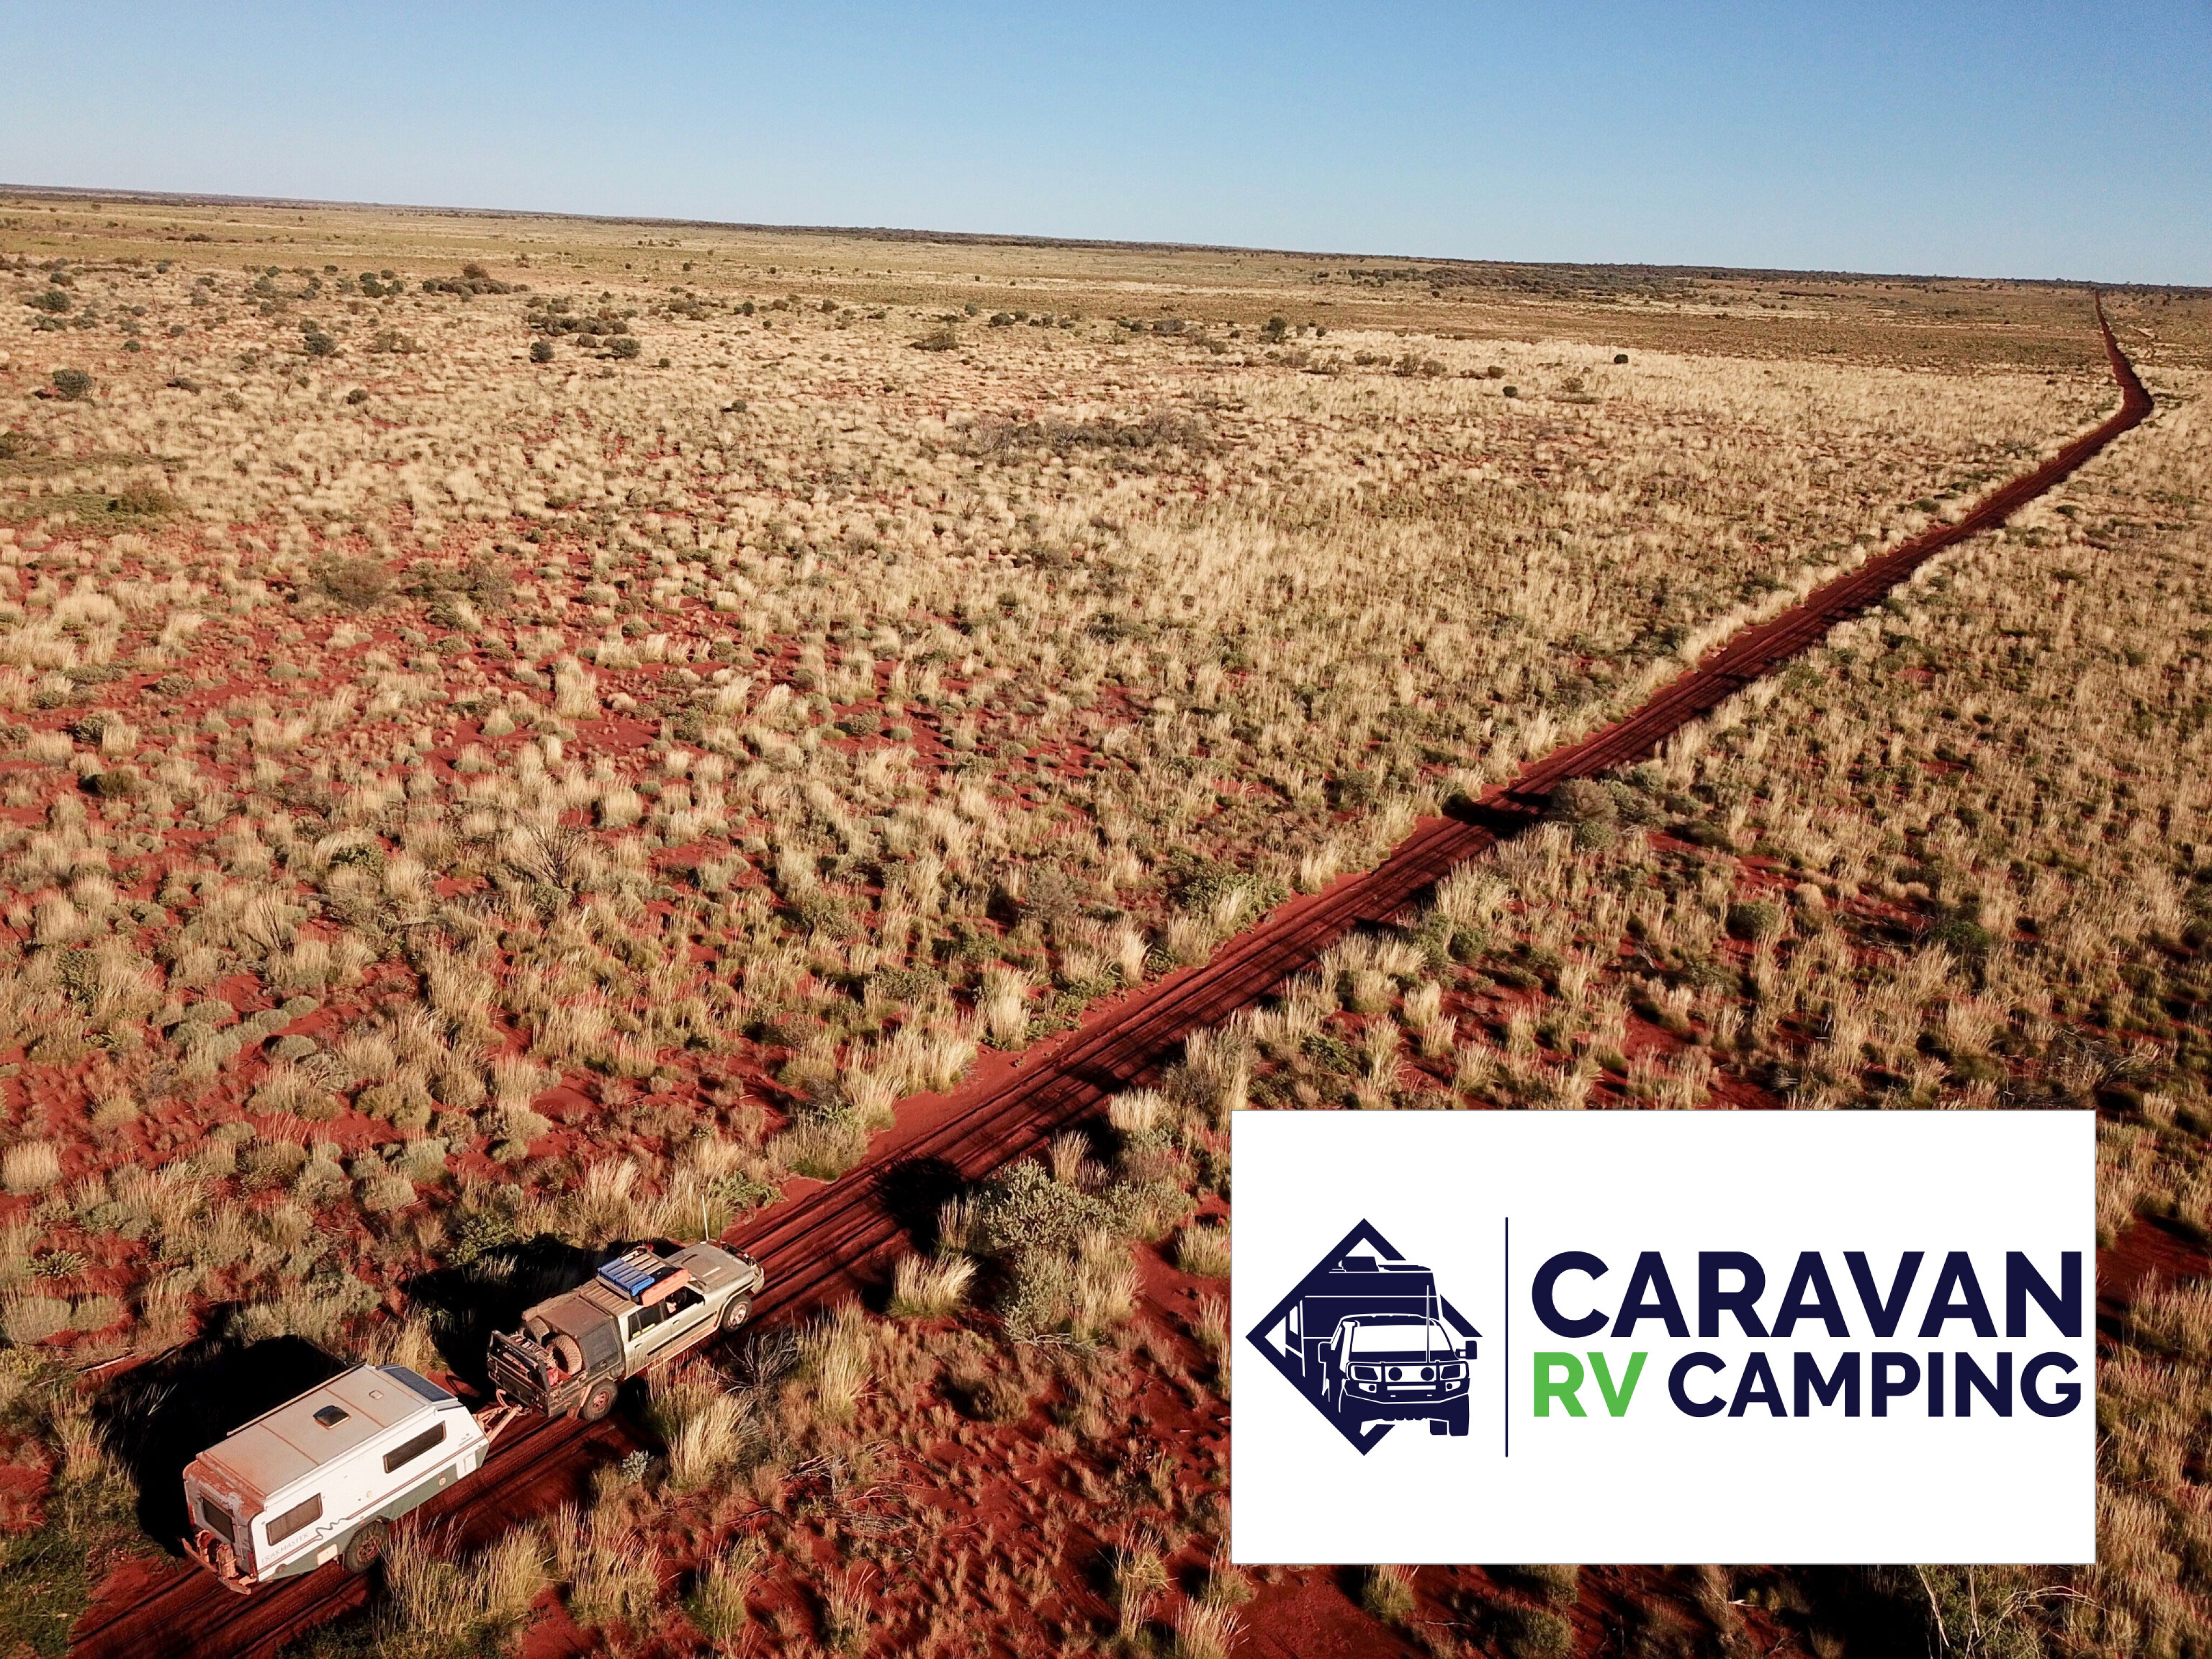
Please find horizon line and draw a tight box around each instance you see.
[4,180,2202,296]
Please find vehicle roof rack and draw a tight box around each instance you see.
[596,1245,695,1306]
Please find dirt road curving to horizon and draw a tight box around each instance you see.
[68,303,2152,1659]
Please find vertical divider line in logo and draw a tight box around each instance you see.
[1502,1216,1510,1458]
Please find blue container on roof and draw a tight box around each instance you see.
[596,1249,670,1302]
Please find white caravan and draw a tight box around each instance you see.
[181,1364,500,1591]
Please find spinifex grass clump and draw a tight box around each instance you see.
[887,1251,977,1318]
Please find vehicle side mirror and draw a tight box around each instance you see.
[1464,1343,1479,1358]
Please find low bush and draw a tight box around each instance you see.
[1175,1222,1231,1277]
[380,1523,550,1658]
[887,1252,976,1317]
[2,1142,61,1194]
[1362,1563,1416,1623]
[1726,899,1784,942]
[312,555,394,609]
[685,1539,760,1640]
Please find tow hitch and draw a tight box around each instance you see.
[183,1529,255,1595]
[473,1394,525,1447]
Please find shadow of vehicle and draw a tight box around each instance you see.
[873,1155,967,1255]
[93,1327,347,1550]
[403,1235,605,1393]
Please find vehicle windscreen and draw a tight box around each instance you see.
[1346,1320,1448,1357]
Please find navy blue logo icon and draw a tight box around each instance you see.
[1247,1220,1481,1452]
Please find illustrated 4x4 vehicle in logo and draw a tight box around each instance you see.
[1247,1219,1481,1451]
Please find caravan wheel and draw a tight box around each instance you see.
[342,1520,389,1574]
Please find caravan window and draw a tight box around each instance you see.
[383,1422,448,1474]
[266,1493,323,1546]
[199,1495,235,1543]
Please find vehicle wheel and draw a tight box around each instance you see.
[1445,1405,1470,1438]
[577,1379,619,1422]
[341,1520,389,1574]
[719,1296,752,1333]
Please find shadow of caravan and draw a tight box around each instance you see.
[1247,1220,1481,1452]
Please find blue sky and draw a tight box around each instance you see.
[4,2,2206,284]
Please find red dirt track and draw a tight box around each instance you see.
[69,307,2152,1659]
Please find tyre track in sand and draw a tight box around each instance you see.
[70,305,2150,1659]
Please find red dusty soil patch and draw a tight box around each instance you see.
[2099,1217,2211,1341]
[1240,1574,1427,1659]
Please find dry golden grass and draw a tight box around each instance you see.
[684,1535,760,1642]
[1,193,2200,1659]
[646,1367,753,1495]
[0,198,2124,1396]
[887,1250,976,1318]
[546,1498,659,1637]
[797,1303,873,1428]
[377,1522,550,1659]
[1171,1595,1245,1659]
[1361,1562,1418,1624]
[1174,1220,1231,1278]
[1184,359,2211,1655]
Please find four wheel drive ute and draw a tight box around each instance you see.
[488,1240,765,1420]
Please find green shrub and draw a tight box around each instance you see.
[529,339,554,363]
[50,368,91,401]
[1498,1563,1580,1607]
[608,334,641,360]
[1929,913,1996,958]
[313,555,394,609]
[359,1173,420,1213]
[1361,1564,1415,1623]
[1548,778,1618,848]
[1496,1603,1572,1657]
[1176,1223,1231,1277]
[1725,900,1784,942]
[970,1160,1133,1257]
